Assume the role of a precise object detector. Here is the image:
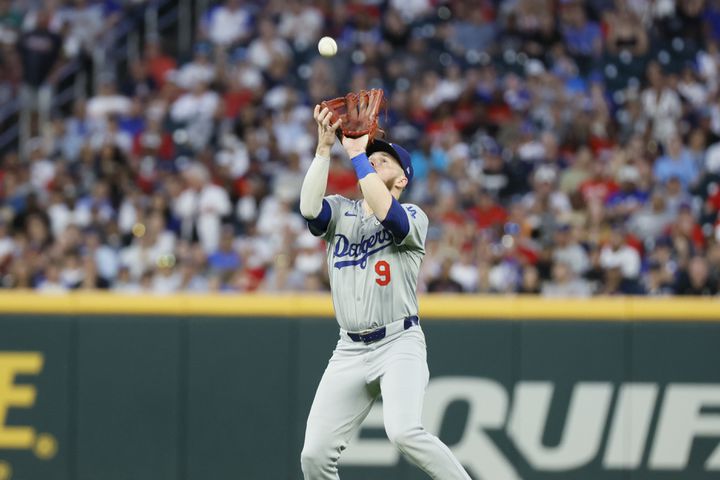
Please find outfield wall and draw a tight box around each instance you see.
[0,294,719,480]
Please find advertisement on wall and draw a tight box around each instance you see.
[0,318,71,480]
[340,378,720,479]
[0,315,719,480]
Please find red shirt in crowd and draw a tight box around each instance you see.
[467,204,508,230]
[145,55,176,88]
[223,89,254,119]
[708,189,720,212]
[579,177,618,204]
[440,210,466,227]
[326,166,359,198]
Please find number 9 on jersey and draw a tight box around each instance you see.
[375,260,391,286]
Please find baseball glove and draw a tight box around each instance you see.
[321,89,385,140]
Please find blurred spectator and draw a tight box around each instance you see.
[90,115,133,153]
[668,204,706,253]
[642,260,675,296]
[708,242,720,282]
[326,155,360,199]
[277,0,323,52]
[467,189,507,231]
[119,213,175,281]
[512,0,561,57]
[0,218,13,266]
[57,100,89,161]
[552,223,589,276]
[605,165,648,222]
[37,262,67,293]
[142,36,176,88]
[152,262,182,294]
[559,1,602,69]
[261,252,306,292]
[203,0,255,48]
[178,260,210,293]
[247,17,291,71]
[380,7,410,50]
[663,176,693,216]
[653,135,700,191]
[641,62,682,142]
[59,0,113,57]
[600,226,641,281]
[208,225,241,274]
[524,165,571,215]
[122,59,157,98]
[174,163,231,254]
[75,180,115,228]
[427,257,464,293]
[59,252,83,288]
[518,264,541,294]
[292,230,323,275]
[169,80,219,150]
[410,137,449,182]
[84,228,118,283]
[0,0,24,41]
[698,40,720,94]
[27,139,55,195]
[488,254,522,294]
[674,256,719,295]
[559,146,593,194]
[452,3,496,54]
[599,265,644,295]
[17,8,63,142]
[16,9,62,88]
[78,256,106,290]
[86,77,132,127]
[627,191,674,242]
[541,260,592,297]
[112,266,141,293]
[604,5,648,57]
[174,42,216,89]
[677,64,709,109]
[449,248,480,292]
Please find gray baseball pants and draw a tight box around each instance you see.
[301,326,471,479]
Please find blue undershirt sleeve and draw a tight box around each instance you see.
[351,152,375,180]
[305,199,332,237]
[381,198,410,243]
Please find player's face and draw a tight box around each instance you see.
[368,152,407,191]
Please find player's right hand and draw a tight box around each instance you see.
[314,105,342,151]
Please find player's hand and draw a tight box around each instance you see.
[342,134,369,159]
[314,105,342,153]
[341,91,373,157]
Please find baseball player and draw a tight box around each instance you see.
[298,105,471,480]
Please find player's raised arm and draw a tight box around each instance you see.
[342,134,395,220]
[299,105,342,220]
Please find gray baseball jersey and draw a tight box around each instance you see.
[311,194,428,332]
[302,195,472,480]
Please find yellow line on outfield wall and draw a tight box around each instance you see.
[0,292,718,321]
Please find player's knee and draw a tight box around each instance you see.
[301,443,330,474]
[386,424,423,449]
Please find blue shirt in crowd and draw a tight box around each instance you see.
[653,150,699,190]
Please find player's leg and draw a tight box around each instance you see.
[379,329,472,480]
[301,342,377,480]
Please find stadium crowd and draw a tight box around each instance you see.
[1,0,720,296]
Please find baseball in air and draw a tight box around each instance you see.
[318,36,338,57]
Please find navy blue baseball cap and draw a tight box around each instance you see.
[366,139,414,184]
